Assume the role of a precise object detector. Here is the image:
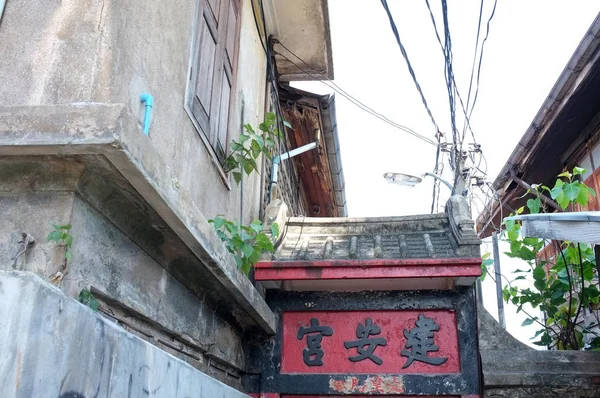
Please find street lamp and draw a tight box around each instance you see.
[383,172,453,191]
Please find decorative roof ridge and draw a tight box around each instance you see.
[286,213,448,225]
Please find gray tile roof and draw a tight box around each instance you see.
[264,205,481,262]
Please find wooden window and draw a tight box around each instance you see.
[188,0,240,164]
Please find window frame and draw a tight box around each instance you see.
[185,0,242,187]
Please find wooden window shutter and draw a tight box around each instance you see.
[213,0,239,163]
[189,0,240,165]
[190,0,219,136]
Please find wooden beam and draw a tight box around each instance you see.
[509,169,562,212]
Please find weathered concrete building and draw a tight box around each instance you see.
[0,0,342,396]
[2,1,600,397]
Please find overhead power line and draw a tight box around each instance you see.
[424,0,477,146]
[461,0,485,142]
[273,42,438,147]
[379,0,442,136]
[467,0,498,126]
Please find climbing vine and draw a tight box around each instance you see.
[223,111,284,183]
[210,112,285,275]
[46,223,73,266]
[209,216,279,275]
[499,168,600,350]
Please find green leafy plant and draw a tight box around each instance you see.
[78,288,99,312]
[46,223,73,265]
[208,112,289,276]
[209,216,279,275]
[480,252,494,281]
[223,112,284,184]
[501,168,600,350]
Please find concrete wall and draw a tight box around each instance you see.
[0,271,250,398]
[478,306,600,397]
[0,0,266,225]
[0,155,252,385]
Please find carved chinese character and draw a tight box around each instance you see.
[401,314,448,368]
[344,318,387,365]
[297,318,333,366]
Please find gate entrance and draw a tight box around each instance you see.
[249,202,482,398]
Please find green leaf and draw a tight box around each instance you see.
[232,171,242,184]
[517,246,537,261]
[573,166,586,176]
[576,183,591,206]
[556,191,570,210]
[265,112,276,124]
[533,265,546,282]
[522,318,535,326]
[550,179,564,199]
[526,197,541,214]
[211,217,226,230]
[46,230,61,243]
[240,260,252,275]
[241,243,254,258]
[516,206,525,214]
[562,182,581,202]
[239,133,251,143]
[531,329,545,340]
[65,251,72,262]
[61,224,72,230]
[557,171,572,179]
[271,222,280,237]
[283,120,293,129]
[583,264,595,281]
[78,289,91,302]
[243,158,256,175]
[249,220,263,233]
[230,141,244,151]
[253,134,265,150]
[251,141,262,159]
[64,234,73,247]
[482,258,494,267]
[589,186,596,197]
[88,296,99,312]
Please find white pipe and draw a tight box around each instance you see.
[268,141,319,202]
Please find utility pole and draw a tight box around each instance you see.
[452,148,469,197]
[492,231,506,329]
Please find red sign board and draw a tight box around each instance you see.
[281,310,459,374]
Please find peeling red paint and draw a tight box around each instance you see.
[328,375,405,394]
[255,257,482,281]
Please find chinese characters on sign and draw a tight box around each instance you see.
[401,314,448,368]
[295,314,448,369]
[296,318,333,366]
[344,318,387,365]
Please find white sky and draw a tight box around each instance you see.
[294,1,600,347]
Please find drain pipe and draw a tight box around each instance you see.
[269,130,320,202]
[140,94,154,135]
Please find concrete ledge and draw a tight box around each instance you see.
[479,306,600,396]
[482,349,600,387]
[0,103,276,334]
[0,271,250,398]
